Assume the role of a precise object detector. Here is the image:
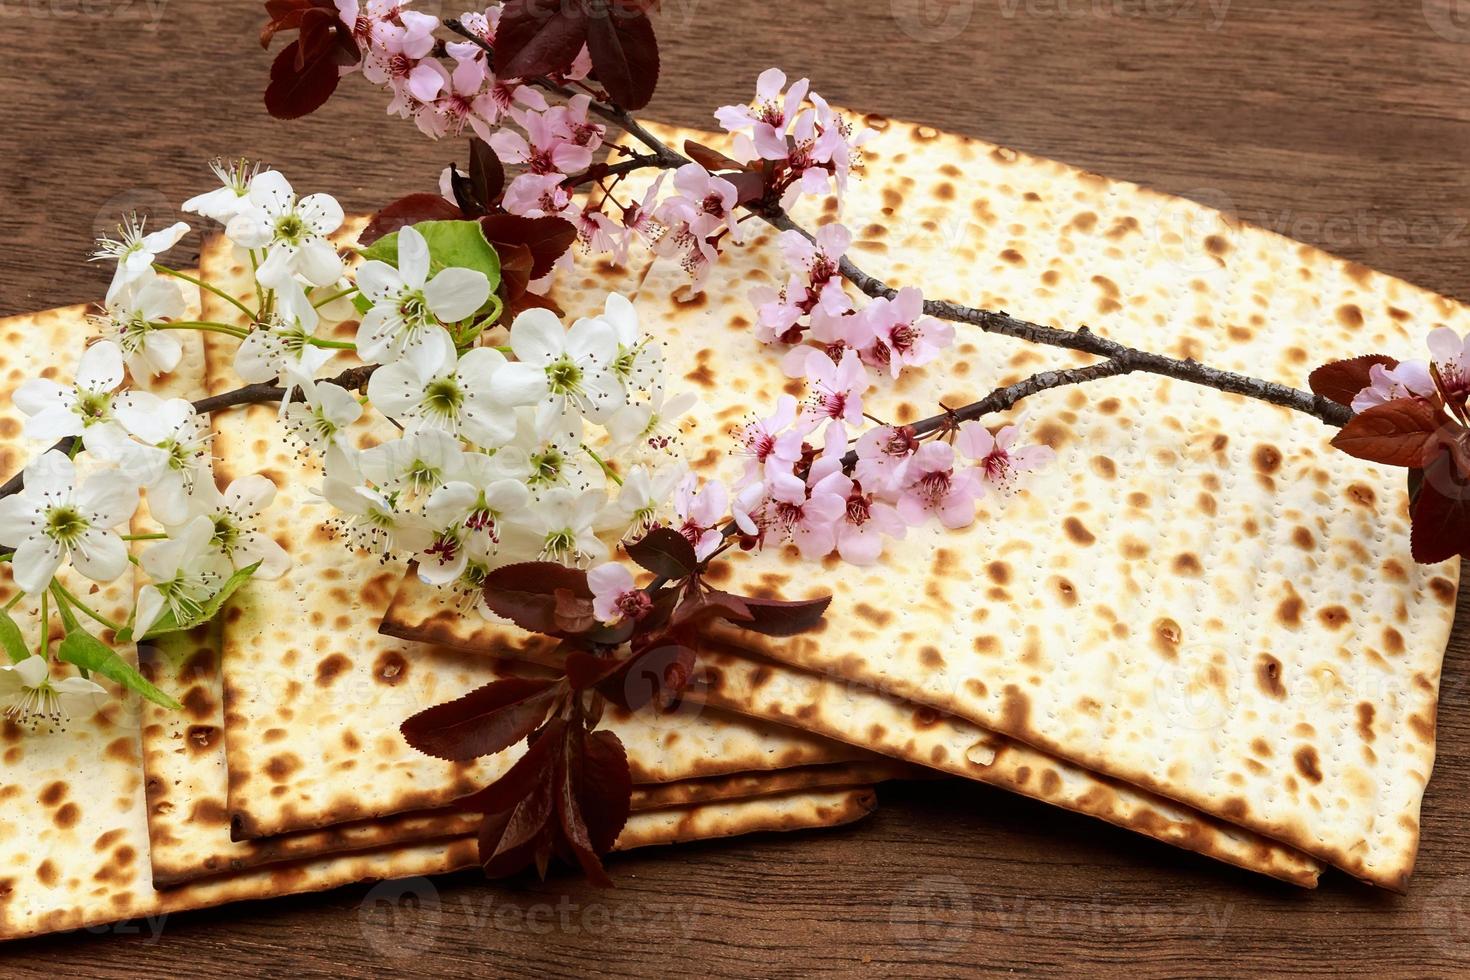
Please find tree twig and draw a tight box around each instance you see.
[0,364,379,501]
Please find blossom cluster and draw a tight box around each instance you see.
[345,7,870,287]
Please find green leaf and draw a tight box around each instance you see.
[58,628,182,711]
[0,609,29,664]
[120,562,262,643]
[358,220,503,306]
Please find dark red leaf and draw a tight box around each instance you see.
[722,171,768,207]
[554,587,598,635]
[455,718,566,814]
[733,594,833,637]
[359,194,463,246]
[482,562,593,636]
[264,39,343,120]
[400,678,557,762]
[1411,452,1470,563]
[625,527,698,579]
[684,140,747,174]
[1330,398,1444,468]
[564,649,626,689]
[260,0,327,47]
[478,767,557,877]
[1309,354,1399,408]
[480,214,578,280]
[497,0,591,80]
[584,5,659,110]
[672,589,753,628]
[469,139,506,213]
[579,729,631,853]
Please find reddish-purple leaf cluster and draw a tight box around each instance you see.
[498,0,661,109]
[1314,355,1470,563]
[260,0,360,119]
[400,527,831,883]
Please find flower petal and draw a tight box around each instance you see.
[508,308,566,365]
[70,529,129,582]
[423,268,491,323]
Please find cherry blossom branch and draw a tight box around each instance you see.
[0,364,380,500]
[754,207,1352,428]
[435,16,1353,431]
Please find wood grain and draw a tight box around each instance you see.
[4,0,1470,974]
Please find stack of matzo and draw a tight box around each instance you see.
[382,114,1461,891]
[2,108,1463,942]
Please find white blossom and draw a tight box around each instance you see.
[493,308,623,425]
[172,474,290,579]
[354,225,491,364]
[134,515,230,636]
[0,655,106,732]
[0,450,137,595]
[92,215,190,306]
[99,272,189,379]
[225,170,346,290]
[366,327,514,447]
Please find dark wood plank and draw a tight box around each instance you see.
[4,0,1470,974]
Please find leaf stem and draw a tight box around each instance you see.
[313,285,358,309]
[50,581,124,634]
[583,445,624,486]
[153,319,250,339]
[154,265,257,323]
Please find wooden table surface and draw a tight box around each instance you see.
[5,0,1470,975]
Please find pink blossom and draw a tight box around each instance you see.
[653,224,719,284]
[657,164,742,244]
[546,94,605,153]
[896,442,982,530]
[574,208,624,257]
[423,52,500,142]
[956,422,1055,492]
[673,475,729,560]
[806,93,874,197]
[1351,360,1434,413]
[860,286,953,378]
[738,471,845,560]
[808,458,906,565]
[715,68,811,163]
[734,394,804,483]
[780,224,851,317]
[620,171,667,248]
[588,562,651,625]
[780,307,875,377]
[503,173,576,219]
[800,349,870,435]
[490,107,594,176]
[854,424,920,496]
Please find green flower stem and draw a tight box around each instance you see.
[305,337,358,350]
[3,592,22,612]
[38,589,49,660]
[120,532,167,542]
[153,320,249,339]
[248,250,266,310]
[582,445,623,487]
[154,265,256,322]
[50,581,123,634]
[312,285,359,309]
